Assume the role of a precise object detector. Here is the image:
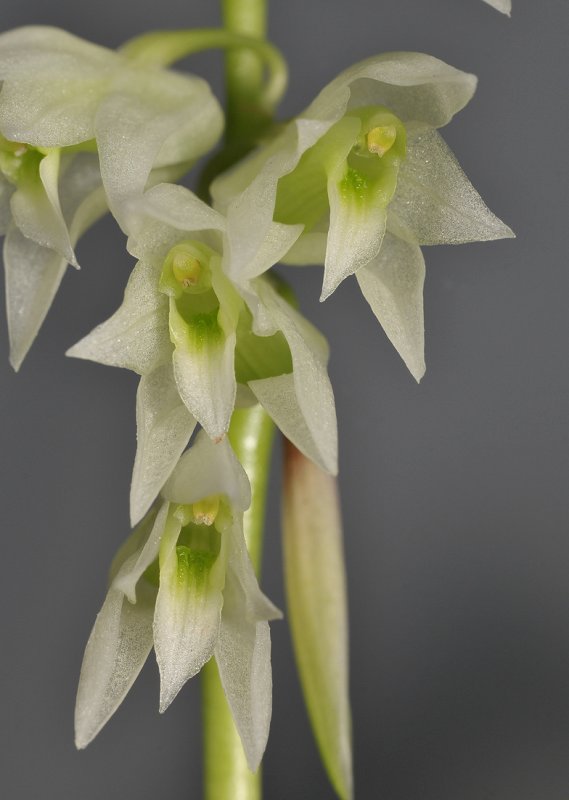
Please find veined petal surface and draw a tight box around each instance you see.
[4,227,68,370]
[96,72,222,231]
[130,364,197,526]
[154,512,227,712]
[10,149,75,263]
[323,164,387,300]
[74,582,155,749]
[67,259,170,374]
[0,26,115,147]
[215,518,281,771]
[5,153,106,369]
[170,303,237,442]
[356,231,426,382]
[163,430,251,512]
[390,127,514,245]
[249,280,338,474]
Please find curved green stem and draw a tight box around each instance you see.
[222,0,267,142]
[202,405,275,800]
[121,28,287,114]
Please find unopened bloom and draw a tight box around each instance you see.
[282,440,352,800]
[68,183,337,524]
[75,431,280,771]
[0,26,223,367]
[212,52,513,382]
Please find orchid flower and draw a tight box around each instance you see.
[211,52,514,382]
[67,183,338,525]
[0,26,223,368]
[75,431,281,772]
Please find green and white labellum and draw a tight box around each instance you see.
[325,106,406,299]
[160,240,241,441]
[0,134,76,265]
[274,106,406,300]
[154,498,228,712]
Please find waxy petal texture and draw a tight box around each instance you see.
[390,127,514,245]
[356,231,426,381]
[67,258,170,373]
[130,364,196,526]
[6,153,106,369]
[154,512,227,712]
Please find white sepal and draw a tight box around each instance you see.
[10,149,76,264]
[130,365,196,526]
[215,516,281,771]
[390,127,514,245]
[163,430,251,513]
[96,72,222,232]
[250,280,338,475]
[356,231,426,382]
[67,259,170,374]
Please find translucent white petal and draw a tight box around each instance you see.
[130,365,197,526]
[216,122,331,282]
[154,517,227,712]
[59,153,106,237]
[215,607,273,772]
[74,582,155,749]
[171,320,236,442]
[356,231,426,382]
[250,281,338,474]
[323,164,387,300]
[224,221,303,284]
[282,442,353,800]
[4,226,68,371]
[114,503,177,604]
[225,517,281,623]
[214,518,280,771]
[10,151,75,264]
[128,183,225,255]
[310,52,477,129]
[67,259,171,374]
[95,71,222,231]
[390,127,514,245]
[4,154,107,370]
[0,26,115,146]
[482,0,511,14]
[163,430,251,512]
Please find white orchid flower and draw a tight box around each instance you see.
[0,26,223,367]
[211,52,514,383]
[75,431,280,772]
[68,183,338,525]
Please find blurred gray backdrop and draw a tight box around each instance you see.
[1,0,568,798]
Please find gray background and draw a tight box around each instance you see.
[1,0,568,798]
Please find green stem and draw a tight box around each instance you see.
[121,29,286,113]
[202,404,275,800]
[222,0,267,141]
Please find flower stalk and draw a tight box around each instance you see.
[222,0,268,142]
[202,404,275,800]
